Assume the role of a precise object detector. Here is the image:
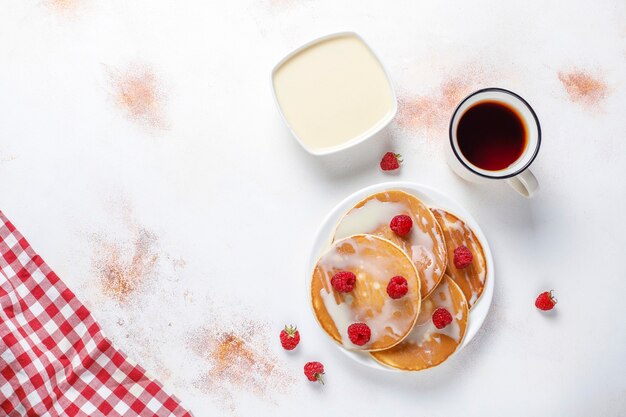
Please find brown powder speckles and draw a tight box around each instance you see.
[94,227,159,302]
[558,70,608,106]
[268,0,296,6]
[187,319,295,413]
[45,0,82,13]
[441,78,476,109]
[168,255,187,270]
[0,152,17,163]
[396,75,485,135]
[108,64,168,130]
[396,96,440,132]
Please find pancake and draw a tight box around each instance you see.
[431,208,487,308]
[311,235,421,351]
[370,275,468,371]
[333,190,447,298]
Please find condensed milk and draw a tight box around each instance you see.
[272,32,397,155]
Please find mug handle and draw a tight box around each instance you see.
[506,169,539,198]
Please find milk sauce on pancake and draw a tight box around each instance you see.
[334,192,445,297]
[313,235,420,350]
[431,208,487,307]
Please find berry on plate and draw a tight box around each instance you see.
[304,361,325,384]
[390,214,413,237]
[380,152,402,171]
[432,307,453,329]
[279,325,300,350]
[347,322,371,346]
[386,276,409,299]
[535,290,557,311]
[331,271,356,293]
[453,245,473,269]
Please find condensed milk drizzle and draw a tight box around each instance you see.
[316,235,420,349]
[431,208,487,307]
[334,192,446,297]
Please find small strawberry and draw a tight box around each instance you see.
[453,245,473,269]
[380,152,402,171]
[279,325,300,350]
[386,276,409,299]
[390,214,413,237]
[535,290,557,311]
[331,271,356,293]
[304,361,325,384]
[347,322,371,346]
[432,308,453,329]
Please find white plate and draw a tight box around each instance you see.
[307,181,494,372]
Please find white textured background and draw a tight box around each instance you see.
[1,1,625,416]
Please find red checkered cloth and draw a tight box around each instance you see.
[0,211,193,417]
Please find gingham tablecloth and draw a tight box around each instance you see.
[0,211,193,416]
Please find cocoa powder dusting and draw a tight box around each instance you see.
[93,225,159,303]
[108,64,168,130]
[168,255,187,270]
[558,71,608,106]
[45,0,81,13]
[396,96,440,132]
[187,319,295,413]
[0,152,16,163]
[396,75,484,135]
[441,78,475,108]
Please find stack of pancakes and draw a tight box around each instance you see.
[311,190,487,371]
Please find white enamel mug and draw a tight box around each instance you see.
[446,88,541,198]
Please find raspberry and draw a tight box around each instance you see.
[535,291,557,311]
[303,361,324,384]
[279,325,300,350]
[432,308,453,329]
[331,271,356,293]
[390,214,413,237]
[386,276,409,299]
[380,152,402,171]
[453,245,473,269]
[347,322,371,346]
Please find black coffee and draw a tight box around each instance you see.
[456,101,527,171]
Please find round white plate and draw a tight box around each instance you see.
[307,181,494,372]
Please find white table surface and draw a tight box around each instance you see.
[1,1,625,416]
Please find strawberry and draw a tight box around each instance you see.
[535,290,557,311]
[432,308,453,329]
[304,361,325,384]
[279,325,300,350]
[380,152,402,171]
